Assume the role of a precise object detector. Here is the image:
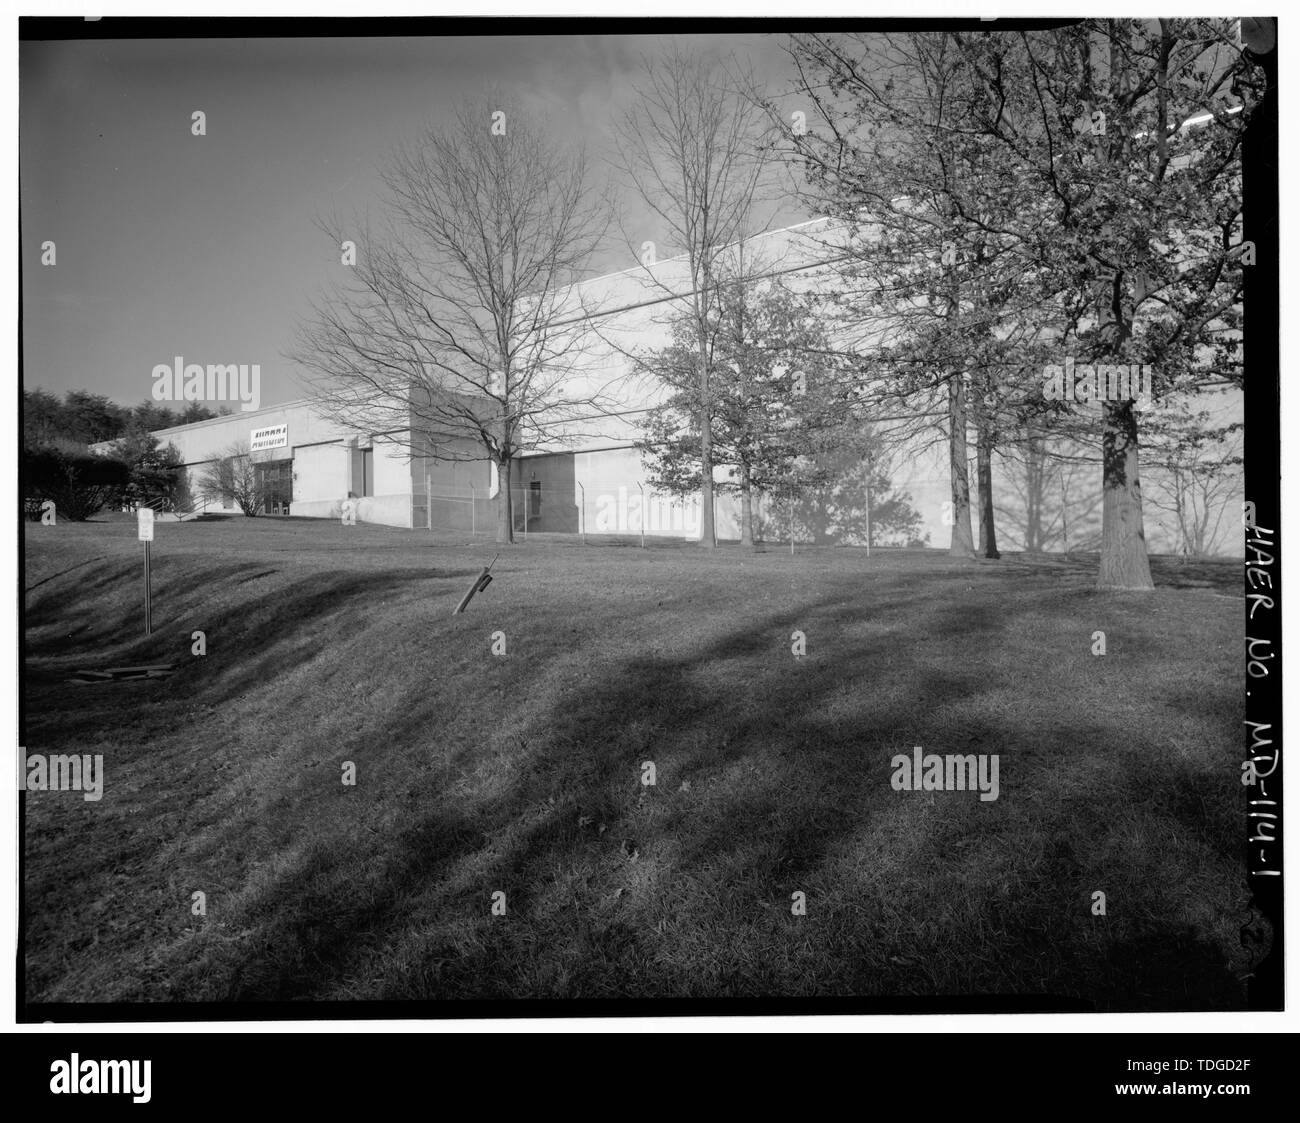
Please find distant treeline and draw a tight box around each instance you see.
[23,388,227,449]
[22,389,214,520]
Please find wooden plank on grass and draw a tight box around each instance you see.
[69,664,176,684]
[102,665,174,676]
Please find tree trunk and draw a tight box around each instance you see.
[496,456,515,544]
[1094,22,1150,590]
[697,349,717,548]
[947,372,977,557]
[865,462,873,550]
[976,422,1000,559]
[1022,439,1043,552]
[739,471,754,547]
[1060,468,1071,553]
[1098,400,1153,589]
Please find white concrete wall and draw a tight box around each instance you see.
[532,219,834,458]
[153,401,352,467]
[129,215,1243,553]
[358,432,415,528]
[291,441,351,519]
[145,400,421,528]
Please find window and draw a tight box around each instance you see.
[529,480,541,516]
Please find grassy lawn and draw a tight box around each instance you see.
[22,514,1249,1010]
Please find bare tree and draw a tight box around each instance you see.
[292,95,611,543]
[196,443,266,517]
[994,430,1104,553]
[611,42,772,548]
[1144,410,1242,558]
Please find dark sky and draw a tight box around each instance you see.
[21,33,806,410]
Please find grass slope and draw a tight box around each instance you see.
[22,515,1248,1009]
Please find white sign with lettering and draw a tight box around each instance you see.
[137,507,154,541]
[251,424,288,452]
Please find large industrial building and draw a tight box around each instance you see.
[143,219,877,541]
[133,217,1243,555]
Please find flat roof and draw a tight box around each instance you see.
[147,397,316,437]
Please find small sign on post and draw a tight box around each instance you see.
[138,508,154,636]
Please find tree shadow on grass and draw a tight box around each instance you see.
[23,552,1244,1010]
[129,580,1243,1010]
[22,560,481,748]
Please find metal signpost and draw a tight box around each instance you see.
[138,507,154,635]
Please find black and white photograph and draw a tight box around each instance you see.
[13,7,1285,1046]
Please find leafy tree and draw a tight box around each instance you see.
[130,400,183,433]
[110,431,192,512]
[23,388,66,446]
[636,277,851,544]
[775,23,1258,585]
[773,32,1049,561]
[179,402,220,425]
[948,20,1261,586]
[613,43,772,548]
[61,391,130,445]
[23,441,130,521]
[771,431,927,547]
[23,390,219,448]
[24,388,146,446]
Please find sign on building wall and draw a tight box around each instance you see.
[250,424,288,452]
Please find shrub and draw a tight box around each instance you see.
[24,442,131,521]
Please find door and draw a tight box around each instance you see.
[255,460,294,515]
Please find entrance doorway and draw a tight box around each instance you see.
[256,459,293,515]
